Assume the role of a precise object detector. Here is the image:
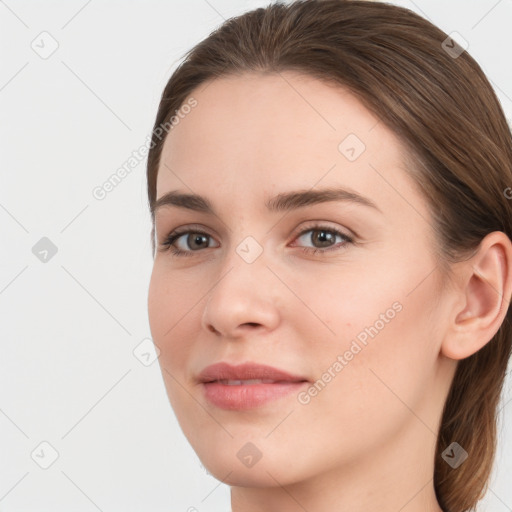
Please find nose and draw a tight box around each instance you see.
[201,249,281,339]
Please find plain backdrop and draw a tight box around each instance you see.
[1,1,511,511]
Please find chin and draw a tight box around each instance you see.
[206,460,295,488]
[193,441,309,488]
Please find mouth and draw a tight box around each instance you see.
[198,362,310,410]
[198,361,309,383]
[207,378,306,385]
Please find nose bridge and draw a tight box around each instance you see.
[213,232,269,302]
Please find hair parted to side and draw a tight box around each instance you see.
[146,1,512,510]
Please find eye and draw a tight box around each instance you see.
[290,224,354,255]
[159,223,354,257]
[160,228,219,257]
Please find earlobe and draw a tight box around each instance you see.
[441,231,512,361]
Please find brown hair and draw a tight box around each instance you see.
[145,1,512,510]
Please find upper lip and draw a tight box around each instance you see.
[198,362,309,383]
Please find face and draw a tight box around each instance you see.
[147,71,455,488]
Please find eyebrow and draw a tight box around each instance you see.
[151,187,382,216]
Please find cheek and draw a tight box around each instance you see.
[148,266,196,373]
[294,249,439,352]
[286,258,402,343]
[292,253,441,396]
[147,267,171,343]
[148,267,201,424]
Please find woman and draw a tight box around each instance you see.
[146,1,512,510]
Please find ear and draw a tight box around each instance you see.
[441,231,512,360]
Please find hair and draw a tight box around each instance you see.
[145,1,512,510]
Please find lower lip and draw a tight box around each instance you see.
[202,381,308,410]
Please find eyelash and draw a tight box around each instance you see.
[160,224,354,257]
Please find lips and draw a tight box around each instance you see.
[198,362,310,410]
[197,361,309,384]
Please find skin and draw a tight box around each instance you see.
[147,71,512,512]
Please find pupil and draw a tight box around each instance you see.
[190,233,207,249]
[314,230,333,247]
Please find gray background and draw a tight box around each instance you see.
[1,1,511,510]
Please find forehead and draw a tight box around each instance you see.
[156,71,415,211]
